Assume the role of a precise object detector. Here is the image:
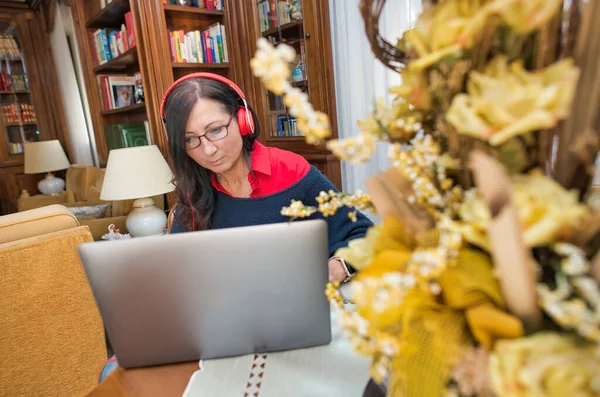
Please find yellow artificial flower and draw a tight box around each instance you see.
[399,0,484,71]
[399,0,563,71]
[334,224,382,271]
[388,69,432,110]
[459,170,588,247]
[489,332,600,397]
[446,56,580,146]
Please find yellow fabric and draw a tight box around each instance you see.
[389,290,471,397]
[0,205,79,244]
[466,303,524,348]
[343,216,524,397]
[439,249,524,348]
[0,226,107,397]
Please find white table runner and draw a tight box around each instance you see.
[182,306,370,396]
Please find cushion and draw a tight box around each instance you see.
[0,205,79,244]
[67,204,111,221]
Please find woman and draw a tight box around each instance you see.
[162,72,372,283]
[98,73,372,383]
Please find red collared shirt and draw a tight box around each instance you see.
[210,142,311,198]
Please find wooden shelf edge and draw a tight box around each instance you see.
[93,47,138,73]
[0,90,30,94]
[163,4,225,16]
[86,0,131,28]
[172,62,230,69]
[261,20,303,37]
[5,122,37,126]
[100,102,146,115]
[267,136,304,142]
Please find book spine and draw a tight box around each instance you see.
[220,24,228,63]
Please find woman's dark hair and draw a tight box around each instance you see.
[164,78,260,231]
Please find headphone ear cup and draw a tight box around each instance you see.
[236,107,254,136]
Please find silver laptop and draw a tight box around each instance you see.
[78,219,332,368]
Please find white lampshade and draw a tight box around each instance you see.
[101,145,175,201]
[24,140,70,174]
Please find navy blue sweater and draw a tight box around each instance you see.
[170,166,373,257]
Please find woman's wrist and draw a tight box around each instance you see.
[329,256,355,283]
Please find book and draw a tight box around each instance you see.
[104,123,149,151]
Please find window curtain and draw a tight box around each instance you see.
[328,0,422,218]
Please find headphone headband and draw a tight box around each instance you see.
[160,72,255,139]
[160,72,247,119]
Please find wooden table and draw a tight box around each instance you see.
[86,362,198,397]
[87,362,381,397]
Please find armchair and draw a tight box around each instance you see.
[0,205,107,396]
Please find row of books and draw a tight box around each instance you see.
[258,0,294,33]
[273,115,302,137]
[167,23,229,64]
[104,122,151,151]
[89,12,136,66]
[0,34,21,60]
[2,103,36,124]
[97,72,143,111]
[162,0,224,10]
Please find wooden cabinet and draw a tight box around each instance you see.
[0,10,69,215]
[0,165,44,214]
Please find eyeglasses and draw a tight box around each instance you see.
[184,112,236,151]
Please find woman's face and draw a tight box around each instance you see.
[185,97,243,174]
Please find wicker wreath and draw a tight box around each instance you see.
[359,0,440,72]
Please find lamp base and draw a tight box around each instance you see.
[38,172,65,195]
[126,197,167,237]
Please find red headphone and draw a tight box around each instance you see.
[161,73,255,232]
[160,72,255,137]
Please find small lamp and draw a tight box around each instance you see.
[24,140,70,195]
[100,145,175,237]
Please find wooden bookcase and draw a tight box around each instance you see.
[69,0,154,166]
[70,0,341,190]
[248,0,341,188]
[0,9,70,215]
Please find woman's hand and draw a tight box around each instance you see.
[328,258,348,282]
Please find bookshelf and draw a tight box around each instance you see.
[69,0,341,191]
[0,9,70,215]
[250,0,341,187]
[70,0,154,165]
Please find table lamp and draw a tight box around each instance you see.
[24,140,71,195]
[100,145,175,237]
